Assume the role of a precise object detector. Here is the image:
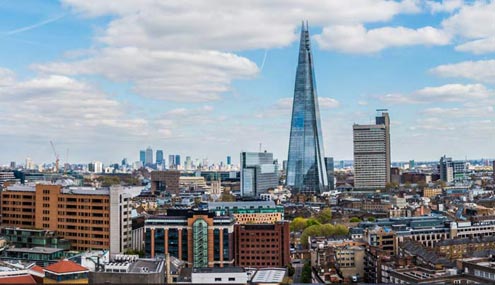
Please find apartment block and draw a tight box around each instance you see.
[1,184,132,253]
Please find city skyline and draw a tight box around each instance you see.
[1,1,495,164]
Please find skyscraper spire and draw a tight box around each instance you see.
[286,22,328,194]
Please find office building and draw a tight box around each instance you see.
[144,208,235,268]
[156,150,164,165]
[175,155,181,168]
[145,146,153,166]
[286,23,328,195]
[240,151,278,197]
[227,156,232,166]
[150,170,180,195]
[1,184,132,253]
[185,156,192,170]
[169,155,176,169]
[139,150,146,165]
[325,157,335,190]
[233,222,290,268]
[88,161,103,173]
[353,110,391,190]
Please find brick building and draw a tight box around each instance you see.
[1,184,132,253]
[150,171,180,195]
[233,222,290,268]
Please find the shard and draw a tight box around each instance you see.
[286,22,328,194]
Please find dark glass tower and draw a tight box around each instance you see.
[286,22,328,194]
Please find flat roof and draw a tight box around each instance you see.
[6,247,64,254]
[251,268,286,283]
[192,267,245,273]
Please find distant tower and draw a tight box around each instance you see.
[156,150,164,165]
[286,22,328,195]
[139,150,146,164]
[145,146,153,166]
[353,110,391,190]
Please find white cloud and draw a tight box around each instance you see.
[425,0,464,13]
[421,106,494,117]
[455,37,495,54]
[430,60,495,83]
[379,83,493,104]
[442,1,495,39]
[440,1,495,54]
[315,25,450,53]
[33,48,259,102]
[0,69,151,141]
[62,0,420,51]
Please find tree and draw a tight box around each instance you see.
[367,217,376,222]
[385,182,398,190]
[305,218,321,228]
[219,192,236,202]
[286,263,295,277]
[316,208,332,224]
[290,217,308,232]
[349,217,362,223]
[300,223,349,247]
[301,261,312,283]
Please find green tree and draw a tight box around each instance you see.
[367,216,376,222]
[286,263,295,277]
[349,217,362,223]
[301,261,312,283]
[290,217,308,232]
[305,218,321,228]
[316,208,332,224]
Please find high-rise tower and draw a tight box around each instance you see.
[286,22,328,194]
[353,110,391,190]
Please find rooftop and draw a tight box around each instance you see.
[44,259,89,274]
[6,247,64,254]
[251,268,286,283]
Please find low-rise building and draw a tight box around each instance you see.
[43,259,89,284]
[89,255,165,284]
[2,247,65,266]
[233,222,290,268]
[207,201,284,224]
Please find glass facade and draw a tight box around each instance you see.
[286,23,328,194]
[240,152,278,197]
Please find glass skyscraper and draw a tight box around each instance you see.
[286,22,328,194]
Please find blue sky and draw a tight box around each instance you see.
[1,0,494,166]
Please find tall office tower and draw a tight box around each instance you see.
[185,156,192,170]
[325,157,335,190]
[241,151,278,197]
[353,110,391,190]
[227,156,232,165]
[121,158,128,167]
[156,150,164,165]
[175,155,181,168]
[168,155,175,169]
[139,150,146,164]
[493,160,495,180]
[145,146,153,166]
[286,22,328,195]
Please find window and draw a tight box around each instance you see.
[215,278,222,282]
[228,277,235,281]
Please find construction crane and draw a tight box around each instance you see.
[50,141,60,172]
